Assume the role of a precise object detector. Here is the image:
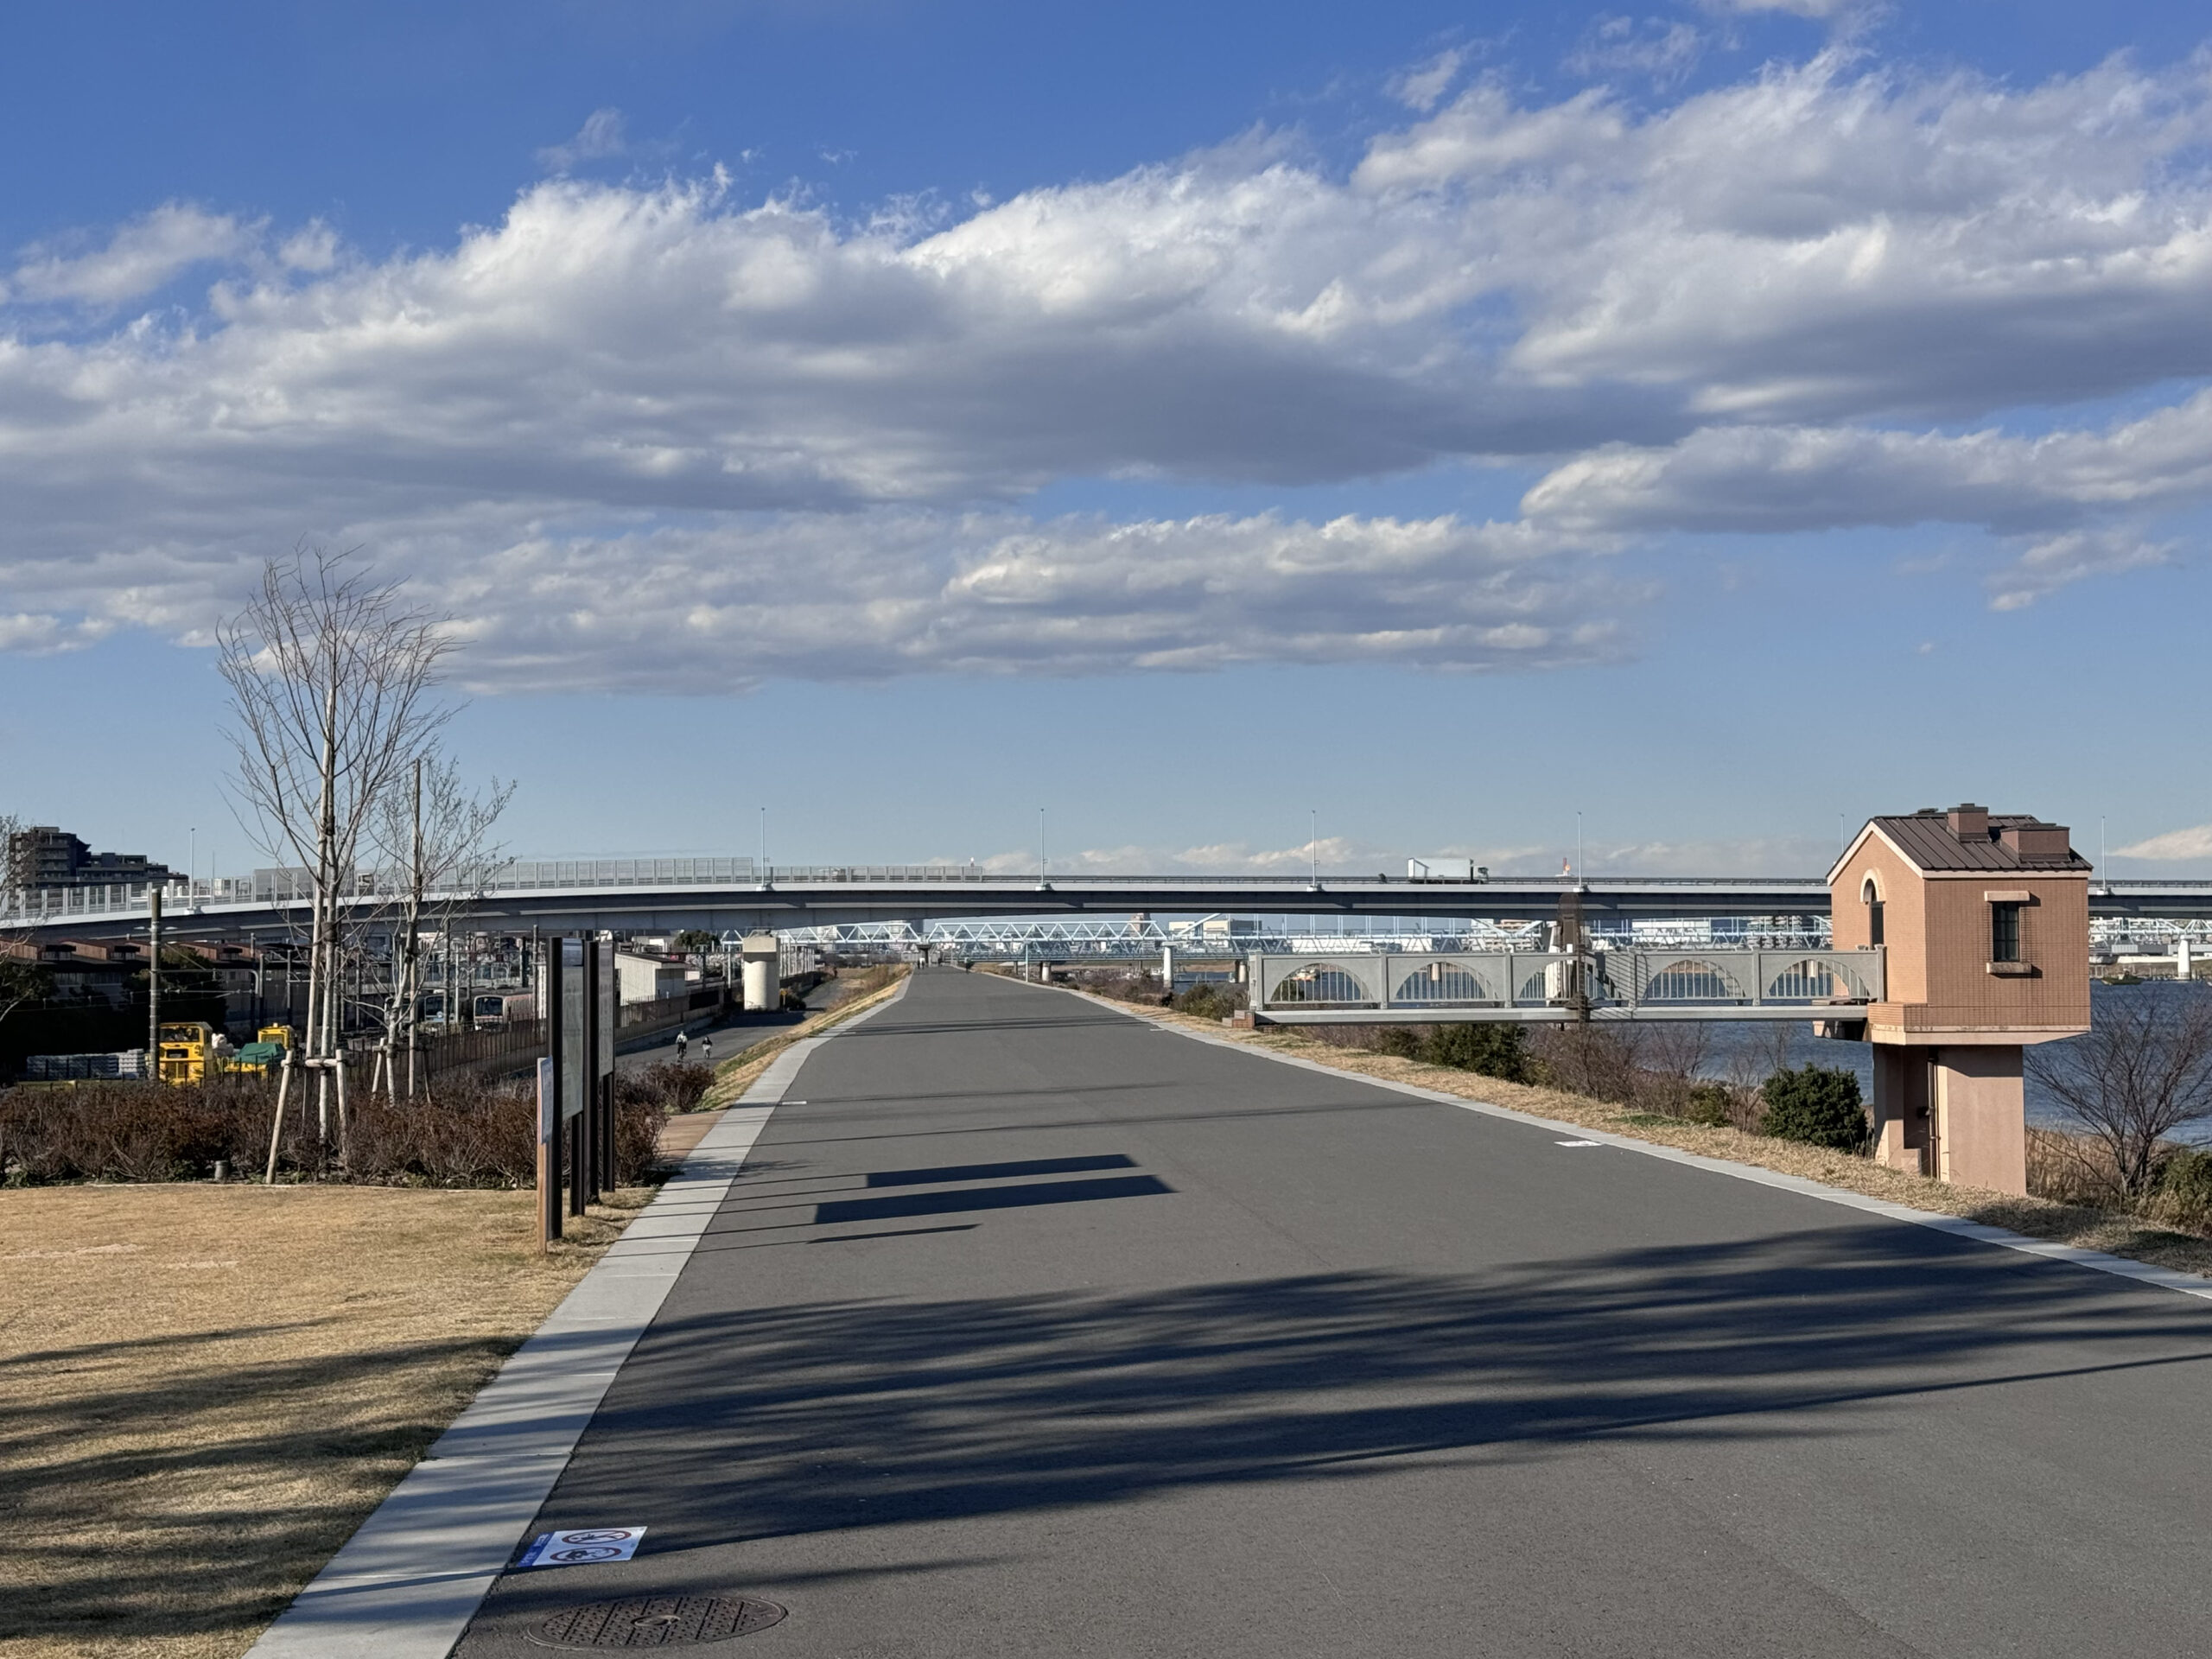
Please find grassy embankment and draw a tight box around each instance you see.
[0,963,900,1658]
[0,1182,653,1659]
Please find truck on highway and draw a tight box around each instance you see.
[1405,858,1491,882]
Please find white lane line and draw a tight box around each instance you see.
[1555,1139,1602,1147]
[1040,982,2212,1310]
[245,975,912,1659]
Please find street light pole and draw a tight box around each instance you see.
[147,887,162,1078]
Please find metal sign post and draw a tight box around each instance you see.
[540,933,566,1247]
[562,937,589,1218]
[537,1055,558,1251]
[594,936,616,1198]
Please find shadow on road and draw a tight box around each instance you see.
[815,1173,1173,1226]
[553,1225,2212,1548]
[864,1154,1139,1187]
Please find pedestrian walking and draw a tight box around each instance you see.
[700,1035,713,1063]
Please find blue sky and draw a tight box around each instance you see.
[3,0,2209,880]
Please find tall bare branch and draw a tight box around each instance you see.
[218,544,454,1145]
[2028,994,2212,1197]
[368,754,514,1097]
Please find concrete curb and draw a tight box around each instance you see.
[244,974,912,1659]
[1046,982,2212,1309]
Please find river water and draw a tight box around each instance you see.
[1694,978,2212,1139]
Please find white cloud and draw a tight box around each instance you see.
[277,222,340,273]
[956,830,1833,877]
[418,510,1632,692]
[1368,53,2212,421]
[0,504,1638,692]
[1700,0,1859,15]
[10,203,257,305]
[1565,18,1705,87]
[1984,530,2172,611]
[1520,408,2212,538]
[1391,48,1466,113]
[2,48,2212,685]
[0,612,110,653]
[1519,394,2209,604]
[537,108,628,172]
[1572,834,1837,875]
[967,834,1385,877]
[2114,824,2212,861]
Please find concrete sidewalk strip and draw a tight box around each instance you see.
[244,976,910,1659]
[1053,982,2212,1310]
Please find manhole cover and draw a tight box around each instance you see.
[525,1595,788,1649]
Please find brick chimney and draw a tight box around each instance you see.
[2000,820,2073,862]
[1947,803,1989,842]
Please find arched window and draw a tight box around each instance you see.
[1862,875,1885,947]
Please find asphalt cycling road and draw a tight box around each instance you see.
[456,968,2212,1657]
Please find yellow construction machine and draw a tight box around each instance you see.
[156,1021,220,1085]
[156,1021,293,1083]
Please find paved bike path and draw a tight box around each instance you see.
[454,968,2212,1658]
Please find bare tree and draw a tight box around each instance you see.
[368,753,513,1098]
[1638,1020,1711,1115]
[2028,994,2212,1198]
[218,546,454,1164]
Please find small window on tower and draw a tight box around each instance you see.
[1991,902,2022,963]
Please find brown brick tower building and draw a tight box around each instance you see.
[1828,805,2091,1195]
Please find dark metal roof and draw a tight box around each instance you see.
[1870,812,2091,874]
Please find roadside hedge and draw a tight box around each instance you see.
[0,1069,683,1187]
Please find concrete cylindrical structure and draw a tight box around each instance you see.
[741,933,779,1012]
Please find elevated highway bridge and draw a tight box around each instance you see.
[8,863,2211,943]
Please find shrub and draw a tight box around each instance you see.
[1170,982,1247,1020]
[1372,1027,1424,1059]
[0,1077,254,1183]
[1527,1024,1641,1103]
[2159,1146,2212,1203]
[2153,1146,2212,1230]
[1760,1064,1868,1152]
[624,1061,714,1116]
[0,1071,669,1188]
[1058,969,1166,1006]
[1421,1023,1531,1082]
[1683,1083,1735,1128]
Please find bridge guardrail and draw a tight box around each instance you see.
[1252,948,1885,1021]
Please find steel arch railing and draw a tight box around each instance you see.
[1250,947,1884,1022]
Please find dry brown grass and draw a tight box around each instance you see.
[697,965,910,1111]
[1126,1001,2212,1281]
[0,1181,653,1659]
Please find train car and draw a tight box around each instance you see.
[472,991,537,1029]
